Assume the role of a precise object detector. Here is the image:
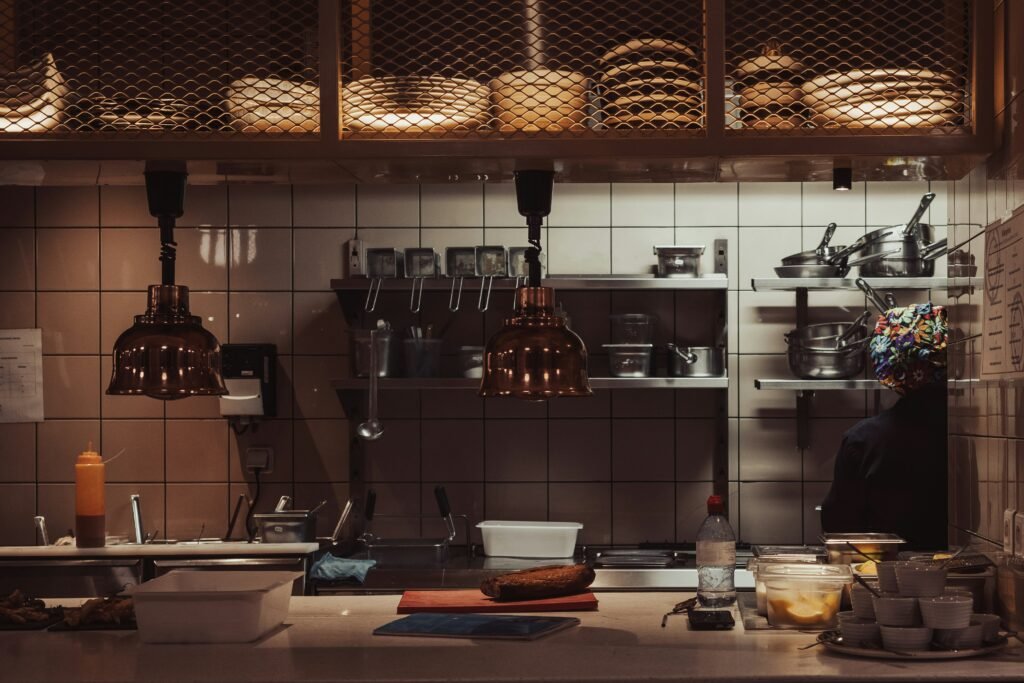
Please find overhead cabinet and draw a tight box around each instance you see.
[0,0,994,180]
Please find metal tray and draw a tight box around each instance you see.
[817,632,1009,660]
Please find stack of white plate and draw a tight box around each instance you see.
[801,69,962,129]
[343,75,488,134]
[597,38,702,129]
[225,77,319,133]
[733,41,805,130]
[490,68,587,133]
[0,53,68,133]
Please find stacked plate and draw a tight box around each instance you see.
[343,76,488,135]
[733,41,805,130]
[490,68,587,133]
[597,38,702,129]
[801,69,962,129]
[225,77,319,134]
[0,53,68,133]
[74,97,206,131]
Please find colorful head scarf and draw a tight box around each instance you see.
[868,302,948,395]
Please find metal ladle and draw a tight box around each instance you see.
[357,327,384,441]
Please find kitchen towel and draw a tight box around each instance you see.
[310,555,376,583]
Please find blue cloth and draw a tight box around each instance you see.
[310,554,377,582]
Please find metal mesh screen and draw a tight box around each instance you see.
[0,0,319,137]
[725,0,971,135]
[340,0,706,138]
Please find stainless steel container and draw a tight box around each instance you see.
[820,533,906,565]
[668,345,724,377]
[653,245,704,278]
[254,512,317,543]
[785,341,866,380]
[352,328,398,377]
[603,343,653,377]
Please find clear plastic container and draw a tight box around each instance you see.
[403,339,443,377]
[610,314,656,344]
[458,345,484,378]
[603,343,653,377]
[762,563,852,629]
[476,520,582,558]
[749,554,824,616]
[133,570,301,643]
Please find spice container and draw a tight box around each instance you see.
[762,563,852,629]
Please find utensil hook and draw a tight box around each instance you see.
[478,276,495,312]
[449,277,464,312]
[365,277,383,312]
[409,278,425,313]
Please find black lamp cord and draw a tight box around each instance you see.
[525,215,543,288]
[246,468,262,543]
[158,215,176,286]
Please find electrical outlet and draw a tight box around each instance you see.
[1005,509,1017,554]
[245,447,273,474]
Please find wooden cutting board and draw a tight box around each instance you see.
[397,590,598,614]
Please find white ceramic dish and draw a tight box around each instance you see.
[849,584,877,619]
[476,520,582,558]
[880,625,933,651]
[895,562,947,597]
[872,594,919,626]
[819,632,1008,660]
[838,612,880,646]
[132,570,301,643]
[919,595,973,629]
[934,623,983,649]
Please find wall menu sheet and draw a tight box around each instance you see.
[0,329,44,423]
[983,211,1024,380]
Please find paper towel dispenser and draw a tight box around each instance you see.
[219,344,276,419]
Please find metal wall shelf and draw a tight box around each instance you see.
[333,376,729,392]
[331,275,728,292]
[750,277,978,292]
[754,378,877,391]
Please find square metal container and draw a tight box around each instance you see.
[445,247,478,277]
[366,248,404,278]
[404,247,439,278]
[475,246,508,277]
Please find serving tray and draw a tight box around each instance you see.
[817,632,1009,660]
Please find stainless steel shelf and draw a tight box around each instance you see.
[332,275,728,292]
[750,277,980,292]
[333,376,729,391]
[754,378,879,391]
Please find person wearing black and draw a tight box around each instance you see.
[820,302,948,551]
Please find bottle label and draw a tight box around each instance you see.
[697,540,736,566]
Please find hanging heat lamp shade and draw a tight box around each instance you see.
[106,163,227,400]
[479,170,592,400]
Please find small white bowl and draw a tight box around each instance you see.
[934,623,983,650]
[895,562,947,598]
[919,595,973,629]
[850,584,877,619]
[880,625,933,651]
[973,613,1002,642]
[839,611,880,647]
[876,561,901,593]
[872,593,919,626]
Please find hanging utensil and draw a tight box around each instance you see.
[404,248,439,314]
[856,277,891,314]
[330,499,354,546]
[475,246,508,313]
[835,311,872,349]
[364,248,404,313]
[508,247,531,308]
[445,247,477,312]
[357,325,385,441]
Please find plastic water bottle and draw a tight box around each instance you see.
[696,494,736,607]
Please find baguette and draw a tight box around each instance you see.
[480,564,595,602]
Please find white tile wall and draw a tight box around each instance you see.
[0,178,941,547]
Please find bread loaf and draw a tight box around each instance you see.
[480,564,595,602]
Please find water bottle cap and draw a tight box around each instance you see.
[707,495,724,514]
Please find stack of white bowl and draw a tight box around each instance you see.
[840,560,1002,652]
[225,77,319,134]
[801,68,962,130]
[0,53,67,133]
[343,75,489,135]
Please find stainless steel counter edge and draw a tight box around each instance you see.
[3,594,1021,683]
[0,543,321,558]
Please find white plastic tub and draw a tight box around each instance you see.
[476,521,582,558]
[132,570,301,643]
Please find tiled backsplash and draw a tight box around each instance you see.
[0,180,943,547]
[946,162,1024,548]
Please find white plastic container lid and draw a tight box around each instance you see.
[761,563,852,585]
[477,521,583,530]
[132,570,302,598]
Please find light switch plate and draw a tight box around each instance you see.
[1015,512,1024,560]
[1005,508,1018,554]
[244,447,273,474]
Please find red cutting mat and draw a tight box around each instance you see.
[397,590,598,614]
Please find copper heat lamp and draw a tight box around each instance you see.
[479,170,591,399]
[106,163,227,400]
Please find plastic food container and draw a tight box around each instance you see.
[749,556,823,617]
[476,520,582,558]
[603,343,653,377]
[762,563,852,629]
[610,314,656,344]
[133,570,301,643]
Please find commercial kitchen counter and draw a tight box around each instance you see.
[0,543,320,557]
[2,593,1021,683]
